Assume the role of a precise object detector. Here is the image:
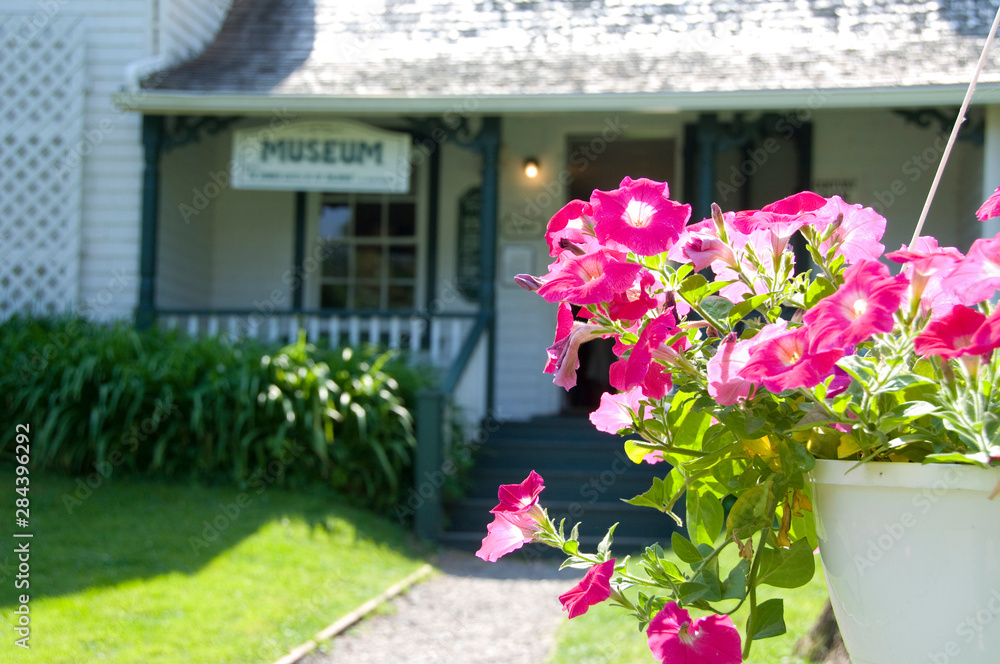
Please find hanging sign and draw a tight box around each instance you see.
[231,120,411,193]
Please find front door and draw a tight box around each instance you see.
[563,137,677,414]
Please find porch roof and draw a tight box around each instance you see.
[130,0,1000,113]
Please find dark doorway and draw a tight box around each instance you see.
[562,138,677,415]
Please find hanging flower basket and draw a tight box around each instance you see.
[810,459,1000,664]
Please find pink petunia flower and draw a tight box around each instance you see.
[646,602,743,664]
[476,512,539,563]
[545,303,605,390]
[605,270,660,322]
[707,322,788,405]
[493,470,546,515]
[609,313,680,399]
[536,248,643,305]
[977,185,1000,221]
[939,235,1000,306]
[813,196,887,264]
[476,471,547,562]
[559,559,616,619]
[803,260,908,352]
[546,199,595,257]
[589,386,649,434]
[913,305,997,360]
[591,177,691,256]
[739,326,844,393]
[887,237,964,317]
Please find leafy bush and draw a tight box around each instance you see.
[0,315,429,512]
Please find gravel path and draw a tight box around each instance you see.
[300,549,582,664]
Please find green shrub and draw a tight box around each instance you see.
[0,315,429,512]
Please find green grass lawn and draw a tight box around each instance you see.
[0,466,428,663]
[547,546,830,664]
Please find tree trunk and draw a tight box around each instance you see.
[794,601,850,664]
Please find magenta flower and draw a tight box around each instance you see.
[730,191,826,255]
[545,303,604,390]
[707,322,788,405]
[939,235,1000,306]
[977,185,1000,221]
[887,237,964,316]
[591,177,691,256]
[605,270,660,322]
[559,559,615,619]
[913,305,997,360]
[646,602,742,664]
[546,199,594,257]
[609,313,679,399]
[814,196,887,263]
[536,249,643,305]
[739,326,844,393]
[493,470,546,514]
[683,234,738,272]
[589,386,649,434]
[476,471,546,562]
[803,260,908,352]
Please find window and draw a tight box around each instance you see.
[318,193,418,310]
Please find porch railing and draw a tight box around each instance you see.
[155,309,478,368]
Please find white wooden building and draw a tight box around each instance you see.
[5,0,1000,427]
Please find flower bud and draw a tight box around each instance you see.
[514,274,544,292]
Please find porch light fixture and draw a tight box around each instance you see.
[524,158,540,178]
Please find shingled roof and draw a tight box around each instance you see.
[144,0,1000,105]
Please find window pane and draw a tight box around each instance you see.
[388,285,414,310]
[356,245,383,279]
[388,202,416,237]
[356,283,381,309]
[321,284,347,309]
[321,243,349,278]
[388,246,416,279]
[319,204,351,239]
[355,202,382,237]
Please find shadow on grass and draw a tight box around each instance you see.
[0,464,424,607]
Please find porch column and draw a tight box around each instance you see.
[137,115,163,330]
[479,117,500,414]
[983,105,1000,239]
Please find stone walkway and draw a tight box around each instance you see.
[300,549,582,664]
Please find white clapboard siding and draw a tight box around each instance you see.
[0,14,85,320]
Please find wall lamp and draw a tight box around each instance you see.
[523,157,540,178]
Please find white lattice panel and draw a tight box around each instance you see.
[0,14,85,318]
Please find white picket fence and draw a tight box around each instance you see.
[159,312,477,368]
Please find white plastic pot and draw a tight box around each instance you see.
[809,459,1000,664]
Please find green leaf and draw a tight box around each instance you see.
[701,296,735,323]
[722,559,749,600]
[678,274,711,303]
[747,598,787,640]
[877,401,939,430]
[671,532,703,564]
[677,581,714,603]
[756,538,816,589]
[686,488,725,547]
[728,293,773,325]
[597,523,617,559]
[725,483,770,538]
[804,276,836,307]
